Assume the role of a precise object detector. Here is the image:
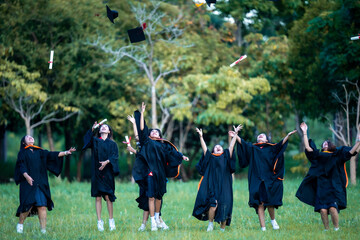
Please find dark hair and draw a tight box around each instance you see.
[149,128,162,138]
[321,140,337,152]
[19,136,26,151]
[95,124,114,140]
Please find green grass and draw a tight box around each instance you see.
[1,178,359,240]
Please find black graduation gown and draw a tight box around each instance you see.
[236,139,288,211]
[14,147,63,217]
[132,110,184,200]
[192,149,235,226]
[296,139,354,211]
[82,130,120,202]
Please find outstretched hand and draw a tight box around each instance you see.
[233,124,243,134]
[99,160,109,171]
[228,131,236,137]
[196,128,203,137]
[66,147,76,155]
[287,130,297,136]
[127,115,135,124]
[183,155,189,161]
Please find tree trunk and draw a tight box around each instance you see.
[294,110,304,152]
[0,124,6,162]
[151,85,158,128]
[235,19,243,47]
[25,118,32,136]
[76,151,84,182]
[46,123,55,151]
[350,155,357,185]
[64,122,72,181]
[38,131,42,148]
[165,118,174,141]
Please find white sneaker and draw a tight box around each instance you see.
[97,220,104,232]
[261,227,266,231]
[159,221,169,230]
[138,223,146,231]
[151,220,158,231]
[16,223,23,233]
[109,219,116,231]
[41,228,46,234]
[334,227,339,231]
[207,222,214,232]
[271,219,280,230]
[220,228,225,232]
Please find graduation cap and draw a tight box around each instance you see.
[106,5,118,24]
[127,26,146,43]
[206,0,216,7]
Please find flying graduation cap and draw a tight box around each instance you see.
[106,5,118,24]
[195,0,216,7]
[127,23,146,43]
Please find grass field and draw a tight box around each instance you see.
[0,178,359,240]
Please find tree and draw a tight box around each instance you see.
[88,0,188,129]
[0,59,78,136]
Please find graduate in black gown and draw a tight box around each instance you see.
[82,122,119,232]
[127,114,164,231]
[296,122,360,231]
[231,127,297,231]
[192,125,239,232]
[131,102,189,231]
[14,135,75,234]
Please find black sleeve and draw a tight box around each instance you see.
[82,129,94,151]
[225,149,236,174]
[44,150,64,177]
[108,142,120,176]
[236,139,252,168]
[305,139,319,163]
[196,150,211,176]
[134,110,149,146]
[14,151,27,185]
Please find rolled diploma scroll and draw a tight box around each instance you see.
[94,119,107,129]
[125,136,133,155]
[49,50,54,69]
[230,55,247,67]
[351,36,360,41]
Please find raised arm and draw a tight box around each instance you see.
[229,132,242,143]
[140,102,146,131]
[229,125,243,157]
[350,132,360,154]
[300,122,313,152]
[282,129,297,145]
[58,147,76,157]
[196,128,207,155]
[127,114,139,141]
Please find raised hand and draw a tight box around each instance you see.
[233,124,243,134]
[92,121,98,131]
[127,115,135,124]
[141,102,146,113]
[196,128,203,137]
[183,155,189,161]
[300,122,308,133]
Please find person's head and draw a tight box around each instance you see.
[20,135,34,150]
[257,133,268,143]
[211,144,224,154]
[149,129,162,139]
[321,140,336,152]
[96,124,113,139]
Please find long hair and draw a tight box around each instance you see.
[321,140,337,152]
[95,124,114,140]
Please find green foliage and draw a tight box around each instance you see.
[290,152,309,175]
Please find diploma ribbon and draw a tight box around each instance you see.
[122,136,131,144]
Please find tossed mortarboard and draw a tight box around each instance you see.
[127,26,146,43]
[106,5,118,24]
[206,0,216,7]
